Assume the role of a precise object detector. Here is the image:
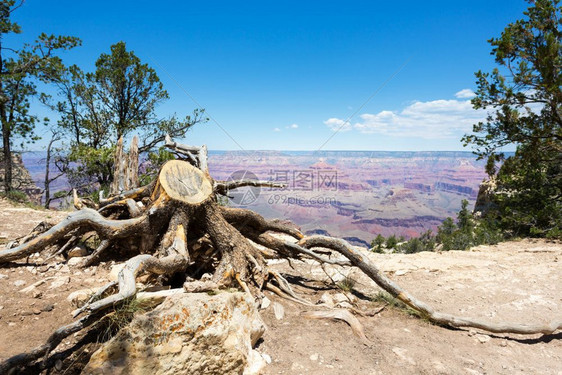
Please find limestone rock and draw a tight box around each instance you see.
[83,291,266,375]
[68,244,89,258]
[67,289,95,307]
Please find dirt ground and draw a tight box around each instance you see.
[0,197,561,374]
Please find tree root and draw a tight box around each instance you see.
[303,309,372,346]
[0,208,154,264]
[0,310,105,374]
[298,235,562,335]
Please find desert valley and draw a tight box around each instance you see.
[22,150,488,246]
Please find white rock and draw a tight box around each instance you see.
[83,292,266,375]
[309,353,319,361]
[68,245,89,258]
[49,276,70,289]
[319,292,335,307]
[13,279,26,287]
[476,334,490,343]
[0,273,7,279]
[273,302,285,320]
[261,353,272,364]
[260,296,271,310]
[333,293,348,304]
[67,257,83,266]
[67,289,95,307]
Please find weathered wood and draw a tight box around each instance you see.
[110,136,140,195]
[199,144,209,174]
[220,206,303,239]
[99,180,155,207]
[299,235,562,335]
[214,179,287,195]
[0,208,153,264]
[164,133,201,153]
[127,135,139,190]
[110,136,125,195]
[78,253,189,316]
[303,309,371,345]
[158,160,213,205]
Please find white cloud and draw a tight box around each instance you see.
[324,117,352,132]
[273,127,281,132]
[289,123,299,129]
[325,94,487,139]
[455,89,476,99]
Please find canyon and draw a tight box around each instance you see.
[21,150,488,245]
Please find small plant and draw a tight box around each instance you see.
[372,291,422,318]
[100,297,146,343]
[2,189,30,203]
[336,275,356,292]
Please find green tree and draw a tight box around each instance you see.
[398,230,436,254]
[0,0,80,192]
[385,234,398,250]
[462,0,562,237]
[371,234,385,253]
[456,199,473,232]
[47,42,206,192]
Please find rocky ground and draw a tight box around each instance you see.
[0,197,561,374]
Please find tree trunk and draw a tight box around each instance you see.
[44,135,55,208]
[2,118,11,193]
[110,136,140,195]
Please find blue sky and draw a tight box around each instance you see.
[13,0,528,151]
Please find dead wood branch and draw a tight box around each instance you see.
[214,179,287,195]
[299,235,562,335]
[303,309,371,345]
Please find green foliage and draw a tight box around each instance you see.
[462,0,562,239]
[0,1,80,191]
[372,291,421,318]
[1,189,28,203]
[436,200,503,251]
[101,298,146,343]
[385,234,398,250]
[392,199,503,253]
[398,230,435,254]
[138,147,176,186]
[370,234,385,253]
[336,276,356,292]
[65,144,115,194]
[46,41,207,191]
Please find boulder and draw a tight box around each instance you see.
[83,291,267,375]
[66,288,95,307]
[68,244,89,258]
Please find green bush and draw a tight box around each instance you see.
[2,189,30,203]
[398,230,435,254]
[385,235,398,250]
[370,234,385,253]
